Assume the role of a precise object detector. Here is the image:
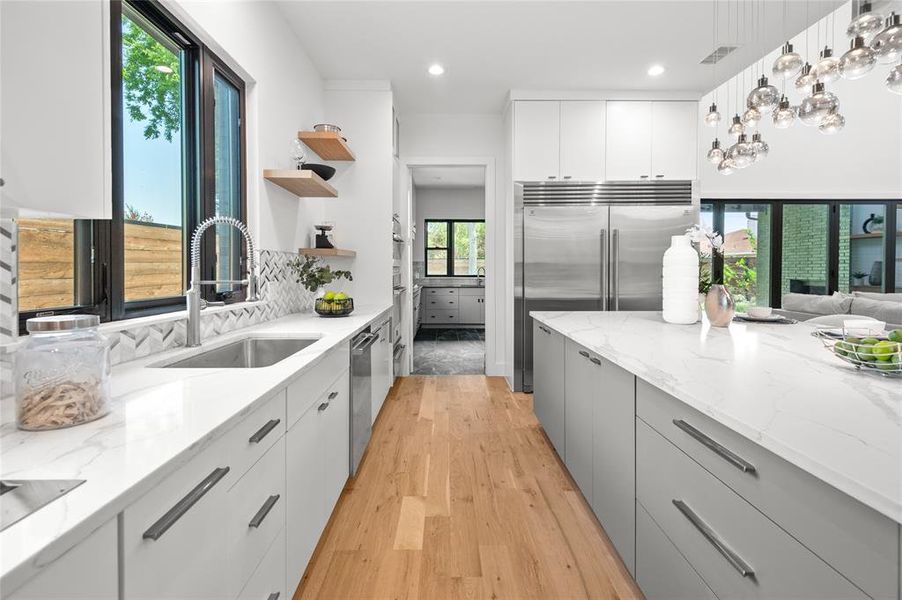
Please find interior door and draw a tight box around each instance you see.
[609,204,697,311]
[523,205,608,391]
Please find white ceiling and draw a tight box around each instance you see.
[278,0,841,115]
[411,165,486,188]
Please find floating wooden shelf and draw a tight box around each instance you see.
[849,232,884,240]
[299,248,356,257]
[262,169,337,198]
[298,131,356,161]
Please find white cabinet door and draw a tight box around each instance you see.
[0,1,110,219]
[321,371,350,515]
[459,295,481,323]
[605,102,653,181]
[651,102,698,180]
[8,518,118,600]
[564,340,596,505]
[560,101,606,181]
[286,403,325,595]
[532,321,566,454]
[238,530,285,600]
[513,101,561,182]
[592,356,637,575]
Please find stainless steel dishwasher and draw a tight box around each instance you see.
[350,328,379,475]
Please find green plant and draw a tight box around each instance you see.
[287,255,352,293]
[853,271,868,279]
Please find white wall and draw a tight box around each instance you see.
[413,186,486,260]
[400,114,507,378]
[698,0,902,199]
[168,0,327,252]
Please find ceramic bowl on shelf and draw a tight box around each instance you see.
[313,123,341,133]
[301,163,336,181]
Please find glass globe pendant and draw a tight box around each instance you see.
[747,75,780,110]
[727,133,757,169]
[887,62,902,94]
[772,95,797,129]
[750,132,769,162]
[704,103,721,127]
[742,106,761,129]
[773,42,803,80]
[728,114,745,138]
[819,110,846,134]
[872,12,902,64]
[717,158,736,175]
[814,47,841,83]
[795,63,818,95]
[706,139,725,165]
[846,1,884,41]
[799,83,839,126]
[840,36,877,79]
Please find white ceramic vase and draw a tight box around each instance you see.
[662,235,699,324]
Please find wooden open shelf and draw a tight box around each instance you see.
[299,248,356,257]
[263,169,337,198]
[849,232,883,240]
[298,131,356,161]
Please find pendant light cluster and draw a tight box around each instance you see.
[707,0,902,176]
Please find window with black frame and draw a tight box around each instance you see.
[425,220,486,277]
[16,0,246,333]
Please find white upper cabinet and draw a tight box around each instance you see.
[651,101,698,180]
[559,101,606,182]
[0,1,111,219]
[513,101,561,182]
[605,102,653,181]
[606,101,697,181]
[514,100,606,182]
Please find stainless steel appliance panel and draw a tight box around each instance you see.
[609,204,697,311]
[350,329,377,475]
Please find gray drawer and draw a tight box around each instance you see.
[636,418,867,600]
[636,501,716,600]
[637,379,899,600]
[425,296,457,309]
[424,309,458,324]
[424,287,457,297]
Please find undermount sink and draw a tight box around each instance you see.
[161,337,319,369]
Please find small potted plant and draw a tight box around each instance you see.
[287,255,354,316]
[852,271,868,287]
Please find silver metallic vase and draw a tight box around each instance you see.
[705,284,735,327]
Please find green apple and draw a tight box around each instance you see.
[323,291,336,301]
[335,292,348,301]
[873,340,900,358]
[888,329,902,343]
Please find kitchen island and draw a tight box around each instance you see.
[531,310,901,600]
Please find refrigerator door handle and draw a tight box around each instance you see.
[600,229,608,311]
[612,228,620,311]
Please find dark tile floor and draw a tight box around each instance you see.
[413,328,485,375]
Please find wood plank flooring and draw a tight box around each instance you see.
[295,375,641,600]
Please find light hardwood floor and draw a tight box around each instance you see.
[295,375,642,600]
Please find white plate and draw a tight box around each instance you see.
[735,312,787,322]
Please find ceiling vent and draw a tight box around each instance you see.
[700,45,739,64]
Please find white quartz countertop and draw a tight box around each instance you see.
[531,311,902,524]
[0,305,391,590]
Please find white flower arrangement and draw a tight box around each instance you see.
[686,224,724,256]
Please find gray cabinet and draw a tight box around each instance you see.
[458,289,485,324]
[564,340,597,503]
[532,321,565,454]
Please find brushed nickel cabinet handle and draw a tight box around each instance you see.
[589,357,602,366]
[318,402,329,411]
[143,467,230,540]
[672,419,757,474]
[267,592,280,600]
[578,350,590,359]
[248,494,280,528]
[672,499,755,578]
[249,419,280,444]
[328,391,338,400]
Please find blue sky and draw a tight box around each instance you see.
[123,111,183,226]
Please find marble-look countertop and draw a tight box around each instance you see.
[416,280,486,289]
[531,311,902,524]
[0,304,391,590]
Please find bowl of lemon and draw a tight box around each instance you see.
[821,328,902,376]
[315,291,354,317]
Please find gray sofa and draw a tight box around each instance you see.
[777,291,902,329]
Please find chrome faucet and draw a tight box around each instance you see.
[186,216,259,347]
[476,266,486,287]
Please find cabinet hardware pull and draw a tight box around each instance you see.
[578,350,590,358]
[143,466,230,540]
[249,419,280,444]
[249,494,280,528]
[590,357,602,366]
[672,419,757,474]
[328,391,338,400]
[672,499,755,578]
[267,594,280,600]
[640,174,649,179]
[655,174,664,178]
[563,175,572,179]
[548,175,557,179]
[318,402,329,411]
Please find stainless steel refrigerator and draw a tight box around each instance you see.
[514,181,698,392]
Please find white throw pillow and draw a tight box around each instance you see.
[849,297,902,327]
[852,291,902,303]
[805,314,881,327]
[781,292,853,315]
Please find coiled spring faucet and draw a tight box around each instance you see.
[186,216,259,347]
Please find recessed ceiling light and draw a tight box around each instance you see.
[647,64,666,77]
[428,63,445,76]
[154,65,174,74]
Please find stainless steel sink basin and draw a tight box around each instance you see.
[162,337,318,369]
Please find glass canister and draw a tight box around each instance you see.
[15,315,111,431]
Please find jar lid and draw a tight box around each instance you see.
[26,314,100,333]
